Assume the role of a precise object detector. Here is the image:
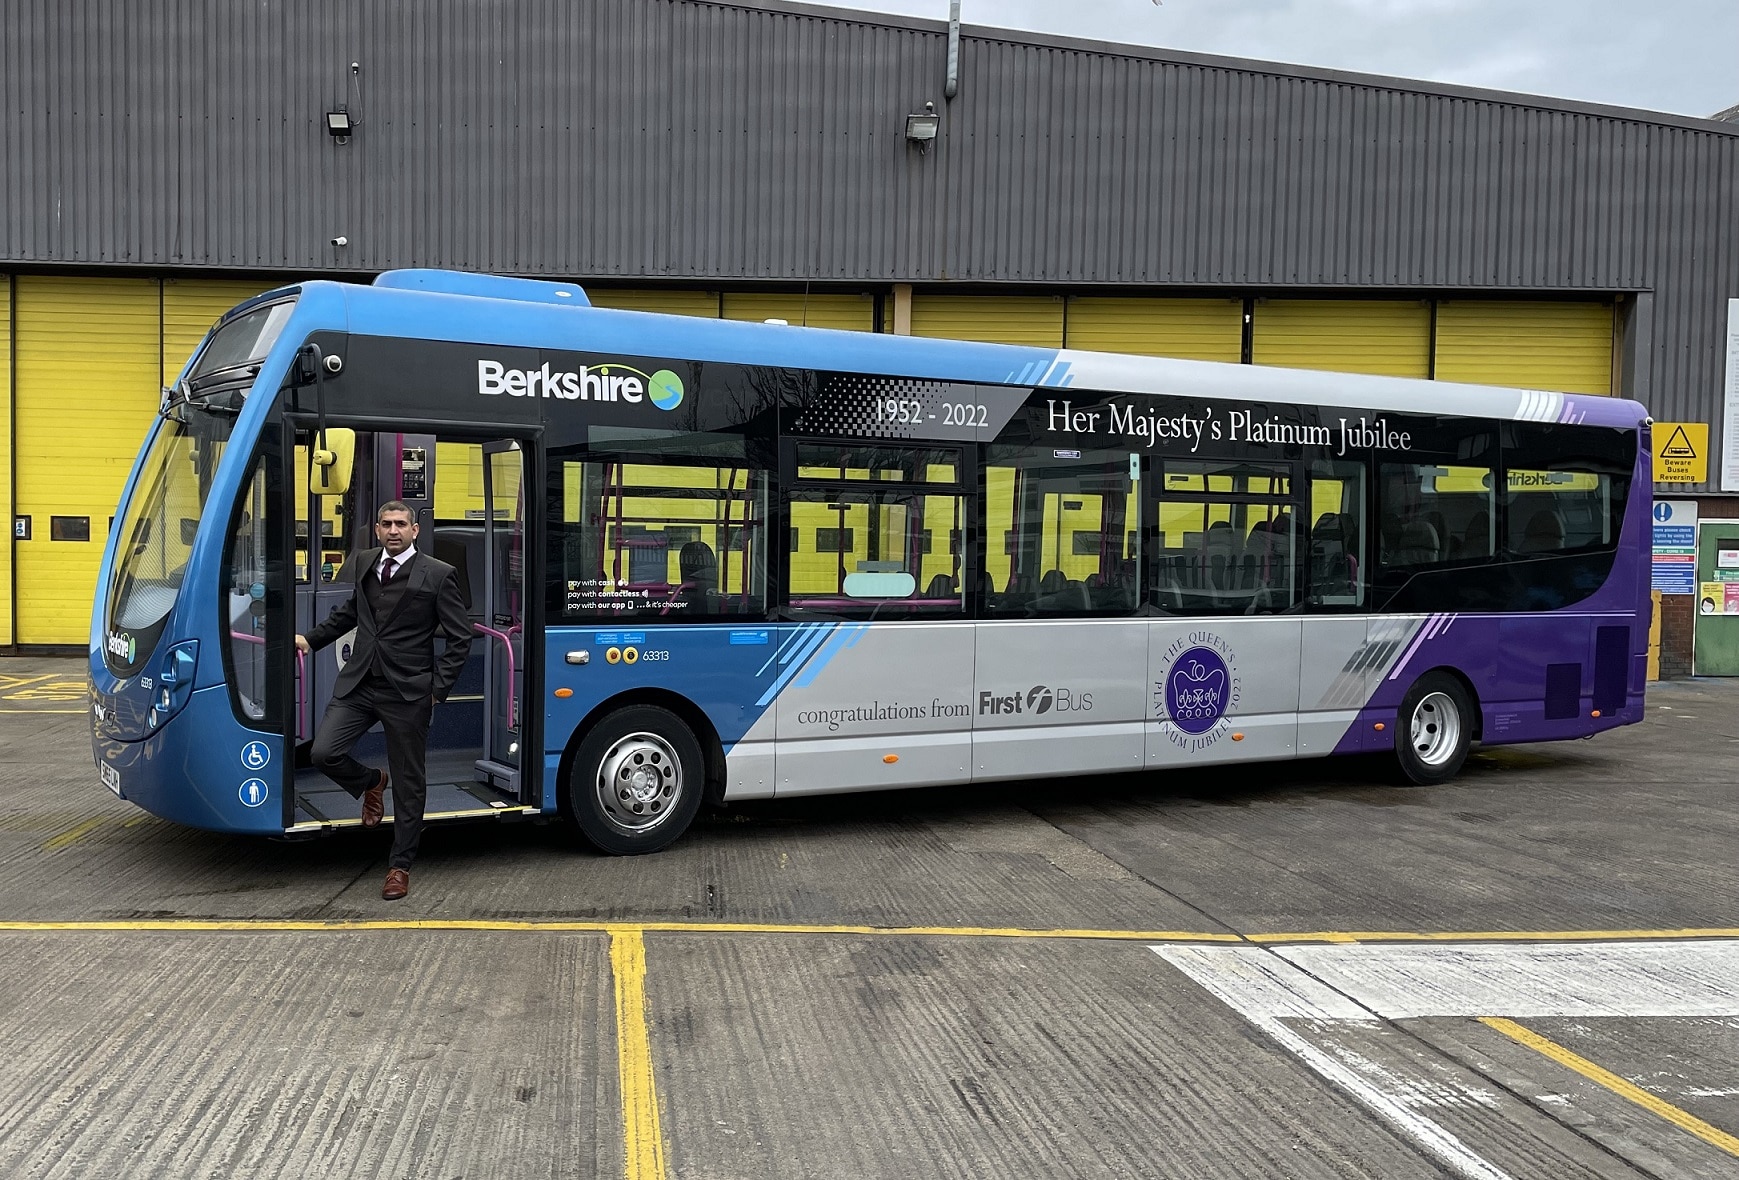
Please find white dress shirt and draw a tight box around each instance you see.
[377,544,418,582]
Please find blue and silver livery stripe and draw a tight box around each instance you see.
[752,621,871,708]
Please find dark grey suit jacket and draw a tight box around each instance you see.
[305,548,474,703]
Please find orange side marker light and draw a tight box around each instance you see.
[1591,709,1601,718]
[1230,732,1244,742]
[882,754,899,764]
[1374,722,1386,731]
[554,688,573,699]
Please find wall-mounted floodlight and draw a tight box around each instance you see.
[905,101,940,151]
[325,110,353,141]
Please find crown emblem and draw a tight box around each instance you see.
[1170,659,1225,716]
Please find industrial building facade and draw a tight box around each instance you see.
[3,0,1737,672]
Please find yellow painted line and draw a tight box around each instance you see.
[0,673,54,689]
[610,927,667,1180]
[40,817,106,852]
[0,920,1733,947]
[0,918,1241,941]
[1481,1016,1739,1160]
[1247,928,1739,945]
[638,922,1242,941]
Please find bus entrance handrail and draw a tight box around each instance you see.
[228,630,308,741]
[473,623,517,730]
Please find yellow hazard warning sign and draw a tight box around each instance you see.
[1653,421,1709,483]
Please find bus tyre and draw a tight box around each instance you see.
[566,706,704,855]
[1395,673,1473,786]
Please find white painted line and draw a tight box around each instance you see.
[1274,940,1739,1019]
[1155,945,1514,1180]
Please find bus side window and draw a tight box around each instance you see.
[550,443,770,621]
[1376,460,1497,575]
[982,444,1137,617]
[1151,459,1297,615]
[786,443,967,618]
[1306,461,1366,607]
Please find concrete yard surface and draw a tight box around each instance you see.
[2,656,1738,1179]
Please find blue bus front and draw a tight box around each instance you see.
[89,296,301,833]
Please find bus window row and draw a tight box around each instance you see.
[548,430,1629,621]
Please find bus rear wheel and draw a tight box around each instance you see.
[566,705,704,855]
[1394,672,1473,785]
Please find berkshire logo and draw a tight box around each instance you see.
[476,359,684,411]
[105,630,136,663]
[647,369,684,411]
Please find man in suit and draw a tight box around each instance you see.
[297,500,473,900]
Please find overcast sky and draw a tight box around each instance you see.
[831,0,1738,118]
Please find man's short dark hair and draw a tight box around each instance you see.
[376,500,415,523]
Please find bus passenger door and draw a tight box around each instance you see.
[1145,459,1302,767]
[973,451,1148,781]
[1296,460,1379,756]
[474,442,526,793]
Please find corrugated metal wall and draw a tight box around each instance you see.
[2,0,1737,482]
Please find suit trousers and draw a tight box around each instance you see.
[310,672,433,871]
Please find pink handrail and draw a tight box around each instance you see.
[473,623,518,730]
[230,631,308,740]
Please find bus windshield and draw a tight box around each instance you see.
[103,408,234,673]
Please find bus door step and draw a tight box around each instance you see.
[473,758,519,793]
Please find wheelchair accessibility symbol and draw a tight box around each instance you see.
[241,740,272,771]
[239,778,269,808]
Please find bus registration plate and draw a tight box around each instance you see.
[99,762,121,796]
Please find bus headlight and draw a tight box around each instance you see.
[151,639,200,724]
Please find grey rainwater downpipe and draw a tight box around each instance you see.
[945,1,960,100]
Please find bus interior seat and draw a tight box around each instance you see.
[1388,519,1441,566]
[1458,509,1491,558]
[923,572,957,600]
[1311,513,1356,595]
[1519,510,1566,553]
[1204,521,1239,589]
[1036,580,1089,611]
[672,541,718,609]
[1153,560,1185,609]
[432,526,481,614]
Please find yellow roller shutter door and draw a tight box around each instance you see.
[0,278,11,645]
[163,279,278,381]
[1435,301,1613,394]
[721,292,875,332]
[15,277,162,645]
[1252,300,1431,377]
[910,296,1064,347]
[1064,298,1243,362]
[585,290,721,317]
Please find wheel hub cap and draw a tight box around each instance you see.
[596,732,683,833]
[1409,691,1461,768]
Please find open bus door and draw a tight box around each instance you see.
[286,426,536,833]
[474,441,526,794]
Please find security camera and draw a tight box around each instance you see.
[1643,416,1654,427]
[323,354,344,374]
[331,235,348,247]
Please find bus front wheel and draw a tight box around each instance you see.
[566,705,704,855]
[1394,672,1473,785]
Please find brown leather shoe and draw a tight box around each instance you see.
[360,769,387,828]
[382,868,409,901]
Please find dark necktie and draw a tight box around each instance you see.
[382,557,398,582]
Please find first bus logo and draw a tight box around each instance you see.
[476,360,684,411]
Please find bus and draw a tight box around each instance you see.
[90,270,1652,854]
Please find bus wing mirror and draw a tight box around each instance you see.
[310,428,356,496]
